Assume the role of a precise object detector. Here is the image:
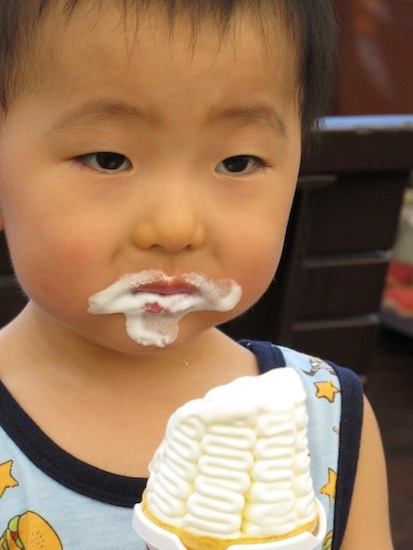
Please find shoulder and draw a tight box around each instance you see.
[256,344,367,547]
[240,342,393,548]
[274,345,364,412]
[277,346,392,548]
[340,395,393,549]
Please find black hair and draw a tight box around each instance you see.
[0,0,337,138]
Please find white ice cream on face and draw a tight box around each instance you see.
[145,368,317,540]
[88,270,242,347]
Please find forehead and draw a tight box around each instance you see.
[11,2,300,139]
[30,2,298,91]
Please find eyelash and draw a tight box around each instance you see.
[75,152,132,173]
[215,155,266,176]
[74,152,266,175]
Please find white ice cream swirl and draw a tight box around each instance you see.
[146,368,317,540]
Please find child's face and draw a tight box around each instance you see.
[0,5,301,353]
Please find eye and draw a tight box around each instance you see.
[216,155,265,176]
[76,152,132,172]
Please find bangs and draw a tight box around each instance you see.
[0,0,337,137]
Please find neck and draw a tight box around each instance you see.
[0,302,258,476]
[0,301,245,396]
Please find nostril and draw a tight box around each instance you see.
[131,216,206,252]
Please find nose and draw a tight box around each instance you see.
[131,177,206,253]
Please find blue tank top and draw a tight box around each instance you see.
[0,341,363,549]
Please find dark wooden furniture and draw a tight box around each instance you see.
[0,233,27,327]
[333,0,413,116]
[223,116,413,374]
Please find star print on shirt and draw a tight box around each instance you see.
[315,379,340,403]
[304,357,336,377]
[0,460,19,498]
[320,468,337,504]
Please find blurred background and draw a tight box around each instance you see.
[227,1,413,546]
[334,0,413,116]
[0,0,412,548]
[334,4,413,546]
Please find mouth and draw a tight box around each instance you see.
[88,270,242,347]
[142,302,170,314]
[130,280,198,297]
[89,270,242,317]
[129,277,200,315]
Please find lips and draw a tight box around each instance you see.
[131,281,198,296]
[143,302,169,314]
[129,278,200,315]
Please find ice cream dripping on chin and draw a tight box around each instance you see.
[88,270,242,347]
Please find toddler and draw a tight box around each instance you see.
[0,1,391,548]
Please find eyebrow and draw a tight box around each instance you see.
[206,104,288,138]
[49,100,160,133]
[48,99,287,137]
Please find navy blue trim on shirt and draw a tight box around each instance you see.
[238,339,286,371]
[0,381,145,508]
[326,361,364,550]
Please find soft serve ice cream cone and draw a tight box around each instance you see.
[133,368,326,550]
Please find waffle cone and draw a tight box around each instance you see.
[142,492,319,550]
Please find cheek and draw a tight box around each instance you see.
[231,180,297,308]
[240,238,283,301]
[228,219,289,315]
[8,225,102,312]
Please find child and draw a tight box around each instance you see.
[0,1,392,548]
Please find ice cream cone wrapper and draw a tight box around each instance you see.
[132,498,327,550]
